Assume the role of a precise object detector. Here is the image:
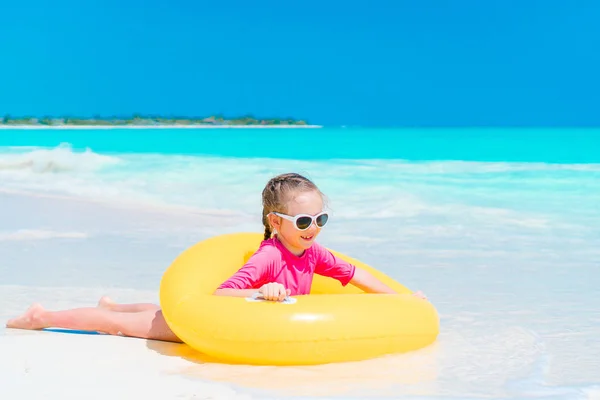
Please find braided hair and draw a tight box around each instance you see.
[261,173,323,240]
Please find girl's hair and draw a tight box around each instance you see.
[261,172,323,240]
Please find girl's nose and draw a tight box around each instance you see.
[306,223,318,234]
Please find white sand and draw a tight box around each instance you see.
[0,330,253,400]
[0,124,322,130]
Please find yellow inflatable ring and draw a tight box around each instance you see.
[159,232,440,365]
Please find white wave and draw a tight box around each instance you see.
[354,159,600,173]
[0,143,120,173]
[0,229,89,241]
[0,143,598,234]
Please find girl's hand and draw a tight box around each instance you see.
[412,290,428,300]
[259,282,291,301]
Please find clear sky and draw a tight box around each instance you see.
[1,0,599,127]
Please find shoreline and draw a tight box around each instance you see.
[0,124,323,130]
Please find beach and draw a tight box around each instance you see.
[1,128,599,400]
[0,124,323,130]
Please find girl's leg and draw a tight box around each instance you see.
[97,296,161,313]
[6,303,182,343]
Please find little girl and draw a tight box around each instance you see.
[6,172,426,343]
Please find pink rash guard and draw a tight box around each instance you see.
[217,237,356,295]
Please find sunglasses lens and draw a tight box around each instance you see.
[296,216,313,230]
[316,213,328,227]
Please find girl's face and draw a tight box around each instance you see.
[268,189,327,256]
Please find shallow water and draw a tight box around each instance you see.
[1,128,599,399]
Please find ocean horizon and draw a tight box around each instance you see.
[1,126,599,399]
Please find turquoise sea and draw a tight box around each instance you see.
[2,127,600,162]
[1,127,599,399]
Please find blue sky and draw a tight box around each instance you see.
[1,0,599,127]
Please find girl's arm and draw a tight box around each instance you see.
[314,244,397,294]
[351,268,428,299]
[314,244,427,299]
[349,268,397,294]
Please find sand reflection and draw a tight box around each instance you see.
[147,340,439,397]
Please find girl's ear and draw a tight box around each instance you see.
[267,213,281,232]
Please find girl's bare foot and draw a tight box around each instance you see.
[6,303,47,330]
[97,296,115,310]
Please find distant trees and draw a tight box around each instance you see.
[0,114,312,126]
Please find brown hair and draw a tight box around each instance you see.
[261,172,323,240]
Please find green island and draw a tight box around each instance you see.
[0,114,314,127]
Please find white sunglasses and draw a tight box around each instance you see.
[271,211,329,231]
